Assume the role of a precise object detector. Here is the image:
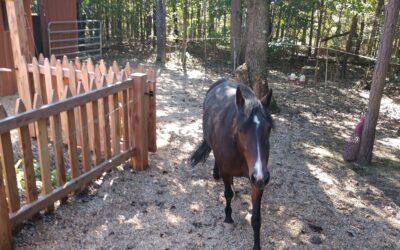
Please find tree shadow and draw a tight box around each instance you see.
[13,60,400,249]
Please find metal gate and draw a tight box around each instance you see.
[48,20,102,58]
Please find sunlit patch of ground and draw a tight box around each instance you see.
[10,56,400,249]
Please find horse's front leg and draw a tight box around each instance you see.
[222,176,234,223]
[251,186,264,250]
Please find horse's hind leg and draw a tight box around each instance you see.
[213,162,220,180]
[223,176,234,223]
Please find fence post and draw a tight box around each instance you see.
[5,0,34,111]
[131,73,149,171]
[0,168,12,250]
[0,106,20,213]
[147,67,157,152]
[325,47,328,88]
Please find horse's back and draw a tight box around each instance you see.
[203,79,239,147]
[204,79,238,107]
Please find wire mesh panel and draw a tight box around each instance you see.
[48,20,102,59]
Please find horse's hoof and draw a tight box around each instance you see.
[224,217,234,224]
[252,246,261,250]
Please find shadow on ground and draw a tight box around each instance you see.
[13,54,400,249]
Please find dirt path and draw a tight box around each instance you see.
[14,62,400,249]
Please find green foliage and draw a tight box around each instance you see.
[15,156,71,192]
[74,0,397,59]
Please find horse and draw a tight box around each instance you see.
[190,79,273,250]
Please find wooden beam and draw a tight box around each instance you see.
[48,93,66,188]
[27,63,98,83]
[147,67,157,152]
[33,95,54,213]
[16,100,38,204]
[132,73,149,170]
[89,82,101,165]
[77,83,91,172]
[321,31,350,42]
[10,148,135,228]
[0,106,20,213]
[5,0,34,110]
[63,87,80,179]
[0,79,134,134]
[0,161,12,250]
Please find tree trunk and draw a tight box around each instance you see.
[172,0,179,41]
[153,3,157,47]
[313,0,325,57]
[202,0,207,59]
[367,0,385,56]
[355,0,367,55]
[335,5,343,36]
[231,0,242,69]
[301,26,307,45]
[341,15,358,79]
[275,8,282,39]
[156,0,166,65]
[357,0,400,165]
[197,1,201,39]
[355,17,365,55]
[308,8,315,57]
[140,3,145,45]
[223,9,227,36]
[182,0,188,74]
[245,0,269,98]
[189,0,194,39]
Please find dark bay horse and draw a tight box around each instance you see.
[190,79,273,250]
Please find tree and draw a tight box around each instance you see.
[341,15,358,79]
[313,0,325,57]
[367,0,385,56]
[245,0,270,98]
[182,0,188,74]
[357,0,400,165]
[156,0,166,65]
[231,0,242,69]
[308,7,315,57]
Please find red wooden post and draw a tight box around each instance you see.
[131,73,149,170]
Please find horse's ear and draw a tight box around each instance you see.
[236,87,245,110]
[261,89,273,108]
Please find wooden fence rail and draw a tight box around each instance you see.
[0,54,156,249]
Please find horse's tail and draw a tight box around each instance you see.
[189,140,211,167]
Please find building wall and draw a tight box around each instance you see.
[39,0,77,57]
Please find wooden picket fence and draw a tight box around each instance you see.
[0,55,156,249]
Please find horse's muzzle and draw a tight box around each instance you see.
[250,170,270,188]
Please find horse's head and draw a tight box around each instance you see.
[234,86,273,189]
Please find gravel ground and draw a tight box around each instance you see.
[7,60,400,249]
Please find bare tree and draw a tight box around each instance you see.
[357,0,400,165]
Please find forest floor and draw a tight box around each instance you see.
[6,52,400,249]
